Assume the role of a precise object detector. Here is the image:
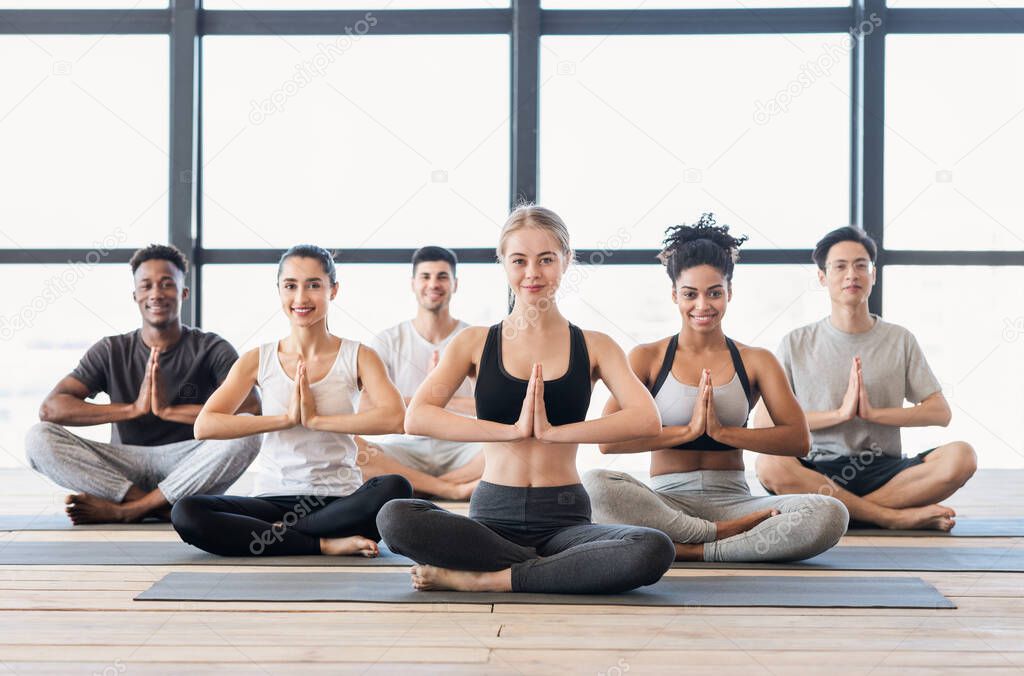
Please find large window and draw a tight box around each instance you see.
[2,2,1022,471]
[886,35,1024,251]
[885,267,1024,469]
[0,36,168,248]
[539,34,850,249]
[0,265,139,460]
[202,35,510,249]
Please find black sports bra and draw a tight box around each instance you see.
[649,334,756,451]
[475,323,592,426]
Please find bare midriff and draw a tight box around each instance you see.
[480,440,581,487]
[649,447,745,477]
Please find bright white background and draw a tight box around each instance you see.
[1,14,1022,473]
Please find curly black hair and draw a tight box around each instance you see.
[130,244,188,276]
[657,213,748,284]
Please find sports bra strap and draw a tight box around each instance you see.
[649,333,679,397]
[651,334,755,407]
[725,337,755,408]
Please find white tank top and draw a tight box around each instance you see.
[251,339,363,497]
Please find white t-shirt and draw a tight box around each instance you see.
[369,319,473,400]
[251,340,363,497]
[364,320,478,471]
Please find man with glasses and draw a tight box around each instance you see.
[25,244,261,524]
[754,227,976,531]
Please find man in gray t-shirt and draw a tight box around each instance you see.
[755,227,976,532]
[25,245,261,525]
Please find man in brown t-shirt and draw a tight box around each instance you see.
[25,245,261,524]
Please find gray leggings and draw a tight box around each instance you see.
[24,422,261,504]
[376,481,675,594]
[582,469,848,562]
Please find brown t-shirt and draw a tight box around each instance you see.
[70,327,239,446]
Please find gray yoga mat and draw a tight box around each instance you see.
[672,545,1024,572]
[845,517,1024,538]
[0,514,173,531]
[0,540,413,566]
[3,540,1020,572]
[134,571,954,608]
[2,514,1019,536]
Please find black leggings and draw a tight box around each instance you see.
[376,481,675,594]
[172,475,412,556]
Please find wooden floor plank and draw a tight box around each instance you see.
[0,467,1020,673]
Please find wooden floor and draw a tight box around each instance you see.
[1,469,1022,675]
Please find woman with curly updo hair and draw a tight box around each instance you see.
[583,214,850,562]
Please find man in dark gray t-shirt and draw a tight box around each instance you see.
[755,227,976,532]
[70,326,240,446]
[25,245,261,525]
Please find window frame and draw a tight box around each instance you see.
[1,0,1022,325]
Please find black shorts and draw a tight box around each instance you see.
[789,449,936,497]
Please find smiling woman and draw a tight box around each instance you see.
[172,244,413,558]
[582,215,847,564]
[375,204,676,596]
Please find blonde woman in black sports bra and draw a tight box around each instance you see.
[376,205,675,594]
[583,215,849,562]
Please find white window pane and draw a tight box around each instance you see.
[201,263,508,354]
[543,0,846,7]
[886,36,1024,251]
[539,35,850,250]
[885,266,1024,469]
[0,36,169,248]
[204,0,506,8]
[202,35,509,249]
[0,265,141,466]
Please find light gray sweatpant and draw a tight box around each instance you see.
[24,422,261,504]
[582,468,848,562]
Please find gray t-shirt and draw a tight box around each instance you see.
[777,316,941,461]
[70,326,239,446]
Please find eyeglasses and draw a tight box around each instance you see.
[826,260,873,274]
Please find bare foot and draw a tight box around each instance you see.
[319,535,379,557]
[886,504,957,531]
[410,564,511,592]
[64,493,126,524]
[715,508,779,540]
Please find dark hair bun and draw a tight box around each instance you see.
[658,213,747,283]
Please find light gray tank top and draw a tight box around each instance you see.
[648,334,754,451]
[654,371,751,428]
